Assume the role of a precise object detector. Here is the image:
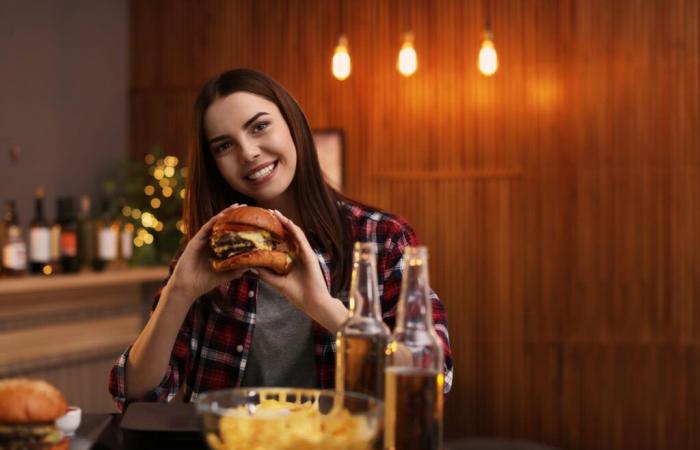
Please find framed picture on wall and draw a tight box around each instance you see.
[312,129,344,192]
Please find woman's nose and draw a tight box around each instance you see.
[238,142,261,163]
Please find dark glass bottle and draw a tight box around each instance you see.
[29,187,52,274]
[57,197,80,273]
[77,195,94,271]
[1,200,27,277]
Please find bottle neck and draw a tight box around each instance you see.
[349,258,383,321]
[34,197,45,222]
[396,254,435,333]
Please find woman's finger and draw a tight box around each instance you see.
[273,210,315,262]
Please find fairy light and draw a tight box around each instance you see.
[144,185,155,196]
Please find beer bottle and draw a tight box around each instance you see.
[336,242,390,399]
[384,246,444,450]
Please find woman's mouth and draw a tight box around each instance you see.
[245,161,278,183]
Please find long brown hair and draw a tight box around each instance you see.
[185,68,350,295]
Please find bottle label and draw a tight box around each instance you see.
[30,228,51,263]
[3,242,27,271]
[60,231,78,257]
[120,229,133,260]
[98,227,118,260]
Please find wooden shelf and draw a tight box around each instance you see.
[0,266,169,295]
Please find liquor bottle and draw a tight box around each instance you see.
[1,200,27,277]
[117,198,133,268]
[92,199,119,271]
[29,187,52,274]
[57,197,80,273]
[77,195,94,271]
[336,242,390,399]
[384,246,444,450]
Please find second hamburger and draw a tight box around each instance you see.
[209,206,295,275]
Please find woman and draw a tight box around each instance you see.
[109,68,453,409]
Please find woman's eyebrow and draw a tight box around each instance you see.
[208,135,228,147]
[242,112,269,130]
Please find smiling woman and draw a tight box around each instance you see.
[107,68,453,410]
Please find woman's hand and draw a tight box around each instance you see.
[166,204,248,304]
[255,210,349,332]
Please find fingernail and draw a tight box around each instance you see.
[249,269,259,275]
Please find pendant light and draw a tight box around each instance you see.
[332,0,351,80]
[397,32,418,77]
[478,0,498,76]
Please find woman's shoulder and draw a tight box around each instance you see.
[338,198,416,242]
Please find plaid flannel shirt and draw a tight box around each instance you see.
[109,200,453,410]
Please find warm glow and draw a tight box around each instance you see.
[164,166,175,178]
[144,185,155,196]
[150,198,161,209]
[154,168,164,180]
[159,179,169,188]
[397,33,417,77]
[478,36,499,76]
[141,212,155,228]
[180,188,186,199]
[143,234,154,245]
[144,154,155,165]
[154,222,164,232]
[164,156,178,167]
[177,220,186,234]
[131,209,142,220]
[162,186,173,197]
[122,206,132,217]
[134,237,144,247]
[42,265,52,275]
[181,167,188,177]
[332,35,351,81]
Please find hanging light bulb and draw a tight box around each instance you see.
[397,32,418,77]
[478,31,498,76]
[332,34,351,80]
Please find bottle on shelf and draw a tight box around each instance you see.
[77,195,94,272]
[1,200,28,277]
[92,199,119,271]
[29,187,52,275]
[384,246,444,450]
[117,198,133,268]
[336,242,390,399]
[56,197,79,273]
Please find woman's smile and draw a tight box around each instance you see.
[245,160,278,183]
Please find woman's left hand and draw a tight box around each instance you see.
[254,210,348,333]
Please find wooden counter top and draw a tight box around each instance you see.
[0,266,169,295]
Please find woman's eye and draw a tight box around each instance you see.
[213,142,232,154]
[252,121,269,134]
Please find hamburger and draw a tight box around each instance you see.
[0,378,69,450]
[210,206,295,275]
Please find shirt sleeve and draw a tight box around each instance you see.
[108,258,193,411]
[378,218,454,394]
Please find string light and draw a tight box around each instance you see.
[397,32,418,77]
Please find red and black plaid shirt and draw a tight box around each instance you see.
[109,200,453,410]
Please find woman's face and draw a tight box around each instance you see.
[204,92,297,209]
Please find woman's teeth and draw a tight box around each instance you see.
[247,162,275,180]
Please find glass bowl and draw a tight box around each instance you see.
[195,387,383,450]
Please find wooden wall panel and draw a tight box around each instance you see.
[129,1,700,449]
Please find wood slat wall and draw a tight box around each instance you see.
[129,1,700,449]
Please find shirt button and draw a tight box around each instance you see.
[248,290,255,298]
[236,345,244,353]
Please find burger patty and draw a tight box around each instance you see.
[211,231,275,260]
[0,423,63,450]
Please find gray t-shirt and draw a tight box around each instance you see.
[240,281,317,388]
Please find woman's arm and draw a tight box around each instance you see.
[114,205,248,402]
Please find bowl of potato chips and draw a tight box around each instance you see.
[195,387,383,450]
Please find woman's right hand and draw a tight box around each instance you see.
[166,204,248,303]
